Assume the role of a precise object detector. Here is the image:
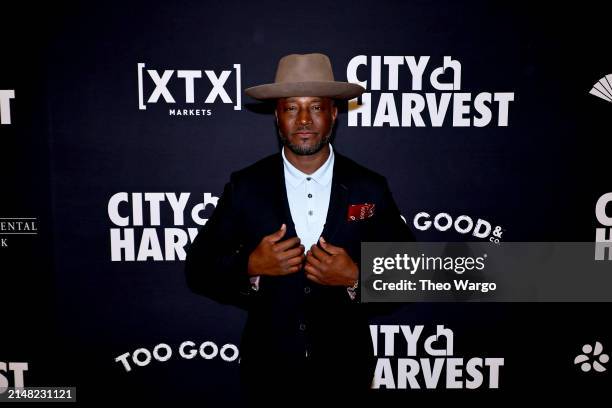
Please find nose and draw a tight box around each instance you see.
[298,109,312,126]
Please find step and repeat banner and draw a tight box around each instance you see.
[1,0,611,404]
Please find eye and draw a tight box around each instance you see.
[285,106,297,112]
[312,105,321,111]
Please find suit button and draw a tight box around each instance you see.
[299,323,306,331]
[304,287,311,294]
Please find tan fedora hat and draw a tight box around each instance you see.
[244,53,365,100]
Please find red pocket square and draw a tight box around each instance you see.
[347,203,375,221]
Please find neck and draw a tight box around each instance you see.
[283,144,330,175]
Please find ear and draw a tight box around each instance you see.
[274,98,283,123]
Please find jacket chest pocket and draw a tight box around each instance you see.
[343,216,375,237]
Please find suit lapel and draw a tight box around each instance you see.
[273,153,298,239]
[321,152,349,243]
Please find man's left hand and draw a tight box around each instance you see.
[304,237,358,286]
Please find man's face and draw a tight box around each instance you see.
[275,96,338,156]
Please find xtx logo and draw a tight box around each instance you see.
[137,63,242,116]
[595,192,612,260]
[0,90,15,125]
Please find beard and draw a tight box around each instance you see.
[279,131,331,156]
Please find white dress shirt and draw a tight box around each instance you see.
[282,143,334,251]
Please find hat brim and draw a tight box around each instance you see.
[244,81,365,100]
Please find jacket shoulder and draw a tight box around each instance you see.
[335,152,388,187]
[229,153,280,184]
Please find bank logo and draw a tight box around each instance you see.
[574,342,608,373]
[0,90,15,125]
[0,217,38,248]
[137,63,242,116]
[345,56,514,127]
[589,74,612,103]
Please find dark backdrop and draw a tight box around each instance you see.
[1,0,610,404]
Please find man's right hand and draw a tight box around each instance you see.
[247,224,305,277]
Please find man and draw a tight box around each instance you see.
[185,53,413,404]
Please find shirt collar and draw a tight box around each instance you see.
[282,143,334,188]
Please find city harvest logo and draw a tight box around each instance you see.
[0,217,38,248]
[0,361,28,393]
[345,56,514,127]
[413,212,504,243]
[574,342,608,373]
[371,324,503,389]
[595,192,612,261]
[137,63,242,116]
[107,192,218,261]
[115,339,239,372]
[589,74,612,103]
[0,90,15,125]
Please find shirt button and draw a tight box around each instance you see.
[307,193,312,198]
[304,287,311,294]
[308,210,313,216]
[306,177,311,181]
[299,323,306,331]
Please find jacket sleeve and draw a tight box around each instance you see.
[184,172,252,309]
[374,176,415,243]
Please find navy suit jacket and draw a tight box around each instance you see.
[185,149,414,393]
